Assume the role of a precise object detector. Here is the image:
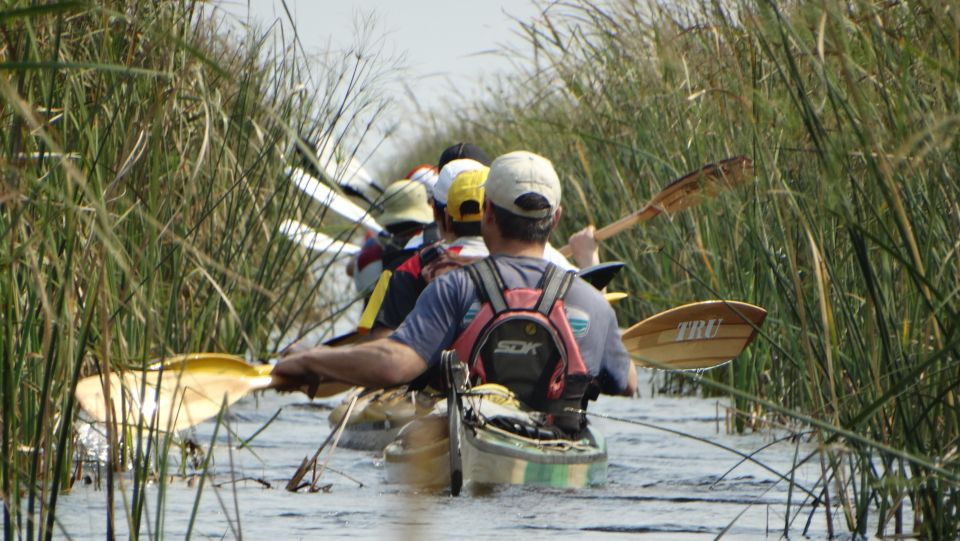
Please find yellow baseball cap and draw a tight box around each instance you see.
[376,180,433,226]
[446,168,488,222]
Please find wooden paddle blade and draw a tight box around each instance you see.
[622,300,766,370]
[652,156,755,215]
[558,156,755,256]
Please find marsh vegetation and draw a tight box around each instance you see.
[397,1,960,537]
[3,0,959,539]
[1,1,388,538]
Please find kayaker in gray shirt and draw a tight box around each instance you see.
[273,150,637,399]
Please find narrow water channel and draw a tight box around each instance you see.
[59,384,859,540]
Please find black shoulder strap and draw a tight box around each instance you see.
[465,258,508,314]
[534,263,575,316]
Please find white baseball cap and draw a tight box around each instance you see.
[432,158,485,205]
[484,151,561,218]
[405,164,439,190]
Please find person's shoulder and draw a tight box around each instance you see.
[543,243,577,270]
[565,275,614,310]
[448,236,488,258]
[427,262,474,289]
[417,264,476,315]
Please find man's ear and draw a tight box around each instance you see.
[444,212,454,231]
[483,199,495,225]
[552,206,563,229]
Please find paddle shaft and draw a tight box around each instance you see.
[557,203,659,259]
[569,205,660,255]
[76,300,765,431]
[558,156,754,257]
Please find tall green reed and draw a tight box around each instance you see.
[395,0,960,536]
[1,1,391,539]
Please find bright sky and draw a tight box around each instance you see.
[215,0,545,176]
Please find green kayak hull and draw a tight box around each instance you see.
[383,415,607,489]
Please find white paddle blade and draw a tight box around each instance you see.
[287,167,383,234]
[315,141,384,202]
[279,219,360,256]
[622,300,766,370]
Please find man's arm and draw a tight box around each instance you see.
[275,269,469,396]
[271,338,428,394]
[367,326,393,340]
[596,300,636,397]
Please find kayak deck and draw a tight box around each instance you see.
[329,387,435,451]
[384,404,607,490]
[463,421,607,488]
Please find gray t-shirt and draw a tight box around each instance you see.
[390,254,631,395]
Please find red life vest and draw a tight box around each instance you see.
[451,258,590,415]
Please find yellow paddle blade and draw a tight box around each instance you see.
[147,352,259,375]
[211,357,351,397]
[76,353,356,432]
[75,363,272,432]
[622,300,766,370]
[161,353,353,391]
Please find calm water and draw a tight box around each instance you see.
[56,380,882,540]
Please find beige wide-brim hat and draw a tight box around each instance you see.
[376,179,434,226]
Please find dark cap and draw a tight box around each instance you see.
[438,143,490,170]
